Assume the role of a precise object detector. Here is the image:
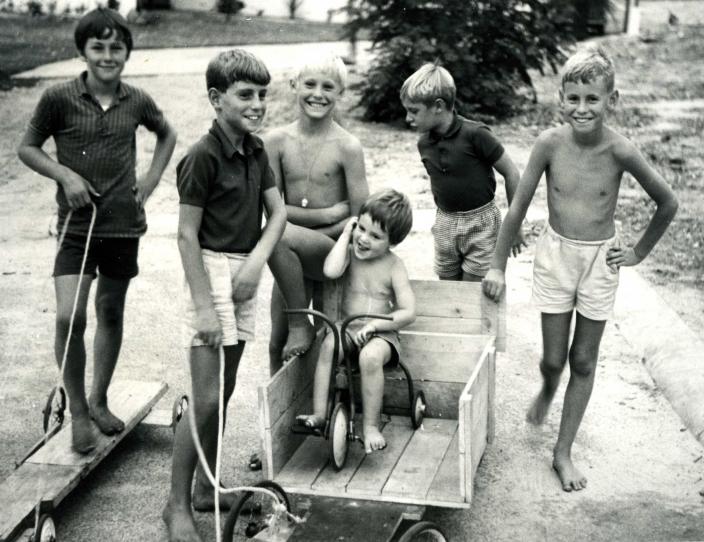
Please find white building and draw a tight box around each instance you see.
[170,0,349,22]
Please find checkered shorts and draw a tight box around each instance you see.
[431,200,501,278]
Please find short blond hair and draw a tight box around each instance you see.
[561,45,615,92]
[295,53,348,89]
[400,62,455,109]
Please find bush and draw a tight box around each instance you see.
[217,0,245,20]
[344,0,576,123]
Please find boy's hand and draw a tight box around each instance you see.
[606,246,641,271]
[134,175,157,209]
[232,260,261,303]
[327,201,351,224]
[352,323,375,348]
[482,268,506,301]
[195,306,222,347]
[510,231,528,257]
[342,216,358,237]
[60,171,99,210]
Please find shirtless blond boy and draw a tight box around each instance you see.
[264,55,369,372]
[297,189,416,452]
[482,46,678,492]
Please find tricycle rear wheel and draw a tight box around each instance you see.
[398,520,447,541]
[221,480,290,541]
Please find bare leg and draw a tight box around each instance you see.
[296,332,336,429]
[54,274,96,453]
[359,339,391,453]
[268,223,333,362]
[526,312,572,425]
[163,343,244,541]
[89,274,130,435]
[552,313,605,492]
[268,284,288,376]
[192,342,244,511]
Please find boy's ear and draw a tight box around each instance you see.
[557,88,565,107]
[207,87,221,108]
[289,77,297,91]
[608,89,619,110]
[432,98,446,113]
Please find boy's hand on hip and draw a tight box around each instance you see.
[606,246,641,270]
[232,261,260,303]
[195,307,223,347]
[134,175,156,209]
[482,269,505,301]
[511,231,528,257]
[60,171,99,210]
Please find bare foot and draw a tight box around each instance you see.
[295,414,326,430]
[552,454,587,492]
[192,482,237,512]
[162,502,202,542]
[526,391,552,425]
[363,425,386,454]
[89,401,125,435]
[281,323,315,362]
[71,414,97,454]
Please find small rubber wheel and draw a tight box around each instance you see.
[171,394,189,433]
[397,520,447,542]
[329,402,350,471]
[411,390,426,429]
[42,387,66,433]
[34,514,57,542]
[222,480,291,542]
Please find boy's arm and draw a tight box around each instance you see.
[483,135,550,301]
[135,120,177,208]
[323,217,356,279]
[493,151,527,256]
[17,130,99,209]
[606,142,678,268]
[233,186,287,303]
[177,204,222,347]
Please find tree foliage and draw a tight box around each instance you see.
[343,0,578,122]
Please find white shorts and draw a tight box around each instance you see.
[183,249,258,347]
[532,223,620,321]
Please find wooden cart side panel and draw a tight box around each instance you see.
[381,379,464,420]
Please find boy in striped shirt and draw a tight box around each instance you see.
[18,7,176,453]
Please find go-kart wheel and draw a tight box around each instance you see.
[397,520,447,541]
[171,394,189,433]
[42,387,66,433]
[411,390,426,429]
[222,480,291,542]
[329,402,350,471]
[33,514,57,542]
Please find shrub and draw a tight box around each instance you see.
[344,0,576,122]
[217,0,245,20]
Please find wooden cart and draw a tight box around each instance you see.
[255,280,504,540]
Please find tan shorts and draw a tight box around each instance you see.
[183,249,258,347]
[532,223,620,321]
[431,200,501,278]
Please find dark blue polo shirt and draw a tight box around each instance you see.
[176,120,276,253]
[27,71,169,237]
[418,114,505,212]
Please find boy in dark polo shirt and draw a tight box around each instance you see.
[162,49,286,542]
[17,8,176,453]
[400,63,524,281]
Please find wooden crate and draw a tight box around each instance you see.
[257,280,502,509]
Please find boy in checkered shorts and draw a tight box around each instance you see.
[400,63,525,281]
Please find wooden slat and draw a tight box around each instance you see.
[408,280,485,319]
[487,346,496,443]
[458,388,472,503]
[405,315,481,335]
[426,429,461,504]
[397,331,490,383]
[382,418,456,499]
[263,386,312,478]
[276,436,329,489]
[0,464,79,541]
[311,434,368,493]
[381,379,464,420]
[28,380,167,466]
[346,418,413,496]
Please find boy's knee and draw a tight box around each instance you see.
[568,348,597,377]
[358,349,383,372]
[56,312,87,335]
[540,357,564,377]
[95,302,124,327]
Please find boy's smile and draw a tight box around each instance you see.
[295,71,343,119]
[560,77,617,136]
[214,81,268,136]
[81,32,128,86]
[352,213,391,260]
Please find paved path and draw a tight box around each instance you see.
[13,40,374,79]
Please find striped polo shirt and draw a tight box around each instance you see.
[27,71,169,237]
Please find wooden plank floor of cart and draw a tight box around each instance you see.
[0,380,167,542]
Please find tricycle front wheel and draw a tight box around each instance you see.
[329,402,350,471]
[398,520,447,541]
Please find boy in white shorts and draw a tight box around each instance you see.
[483,45,678,493]
[163,50,286,542]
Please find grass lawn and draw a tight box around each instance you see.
[0,8,345,84]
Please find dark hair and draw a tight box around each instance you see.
[359,189,413,246]
[74,8,133,56]
[206,49,271,92]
